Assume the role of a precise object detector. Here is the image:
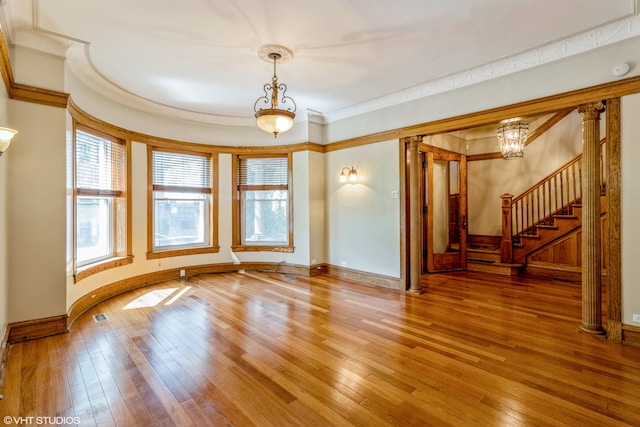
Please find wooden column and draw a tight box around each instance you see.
[500,194,513,264]
[606,97,622,342]
[578,102,606,335]
[407,136,423,294]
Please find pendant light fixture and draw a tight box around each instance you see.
[497,120,528,159]
[254,45,297,138]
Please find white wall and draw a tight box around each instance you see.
[621,93,640,327]
[308,150,326,265]
[8,100,67,322]
[326,140,401,278]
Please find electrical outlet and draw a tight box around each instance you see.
[180,269,185,277]
[633,313,640,323]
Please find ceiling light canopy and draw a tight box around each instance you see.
[497,120,528,159]
[254,45,297,138]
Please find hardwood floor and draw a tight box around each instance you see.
[1,271,639,426]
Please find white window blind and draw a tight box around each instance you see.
[76,130,125,194]
[238,157,288,188]
[153,150,212,192]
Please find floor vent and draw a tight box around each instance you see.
[93,313,108,322]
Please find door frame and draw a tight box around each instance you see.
[422,149,467,273]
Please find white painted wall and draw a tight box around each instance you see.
[7,99,67,322]
[326,140,401,278]
[621,93,640,327]
[308,150,326,266]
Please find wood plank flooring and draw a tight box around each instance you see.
[1,271,639,426]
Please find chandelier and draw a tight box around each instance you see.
[497,120,528,159]
[254,45,297,138]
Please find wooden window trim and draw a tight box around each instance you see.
[232,153,294,252]
[74,256,134,282]
[147,146,219,258]
[73,123,132,282]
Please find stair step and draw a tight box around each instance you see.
[537,224,559,230]
[521,234,541,240]
[467,260,522,276]
[466,249,500,262]
[554,215,579,220]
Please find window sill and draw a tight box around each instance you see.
[74,256,134,283]
[231,245,294,253]
[146,245,220,260]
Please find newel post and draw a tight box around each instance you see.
[500,194,513,264]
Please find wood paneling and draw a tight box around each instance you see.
[2,271,639,425]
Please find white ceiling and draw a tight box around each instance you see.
[0,1,638,127]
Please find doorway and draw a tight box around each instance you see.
[421,149,467,272]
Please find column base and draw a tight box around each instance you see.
[578,324,606,336]
[407,288,423,295]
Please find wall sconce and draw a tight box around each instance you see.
[0,127,18,156]
[339,167,357,183]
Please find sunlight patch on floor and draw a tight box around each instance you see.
[122,287,183,310]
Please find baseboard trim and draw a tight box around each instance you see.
[326,264,402,290]
[7,315,68,344]
[622,324,640,347]
[524,263,581,282]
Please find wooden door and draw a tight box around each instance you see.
[423,151,467,272]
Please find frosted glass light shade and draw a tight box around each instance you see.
[255,109,295,138]
[0,127,18,155]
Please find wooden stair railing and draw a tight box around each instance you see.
[500,139,606,263]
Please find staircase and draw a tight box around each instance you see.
[467,244,522,275]
[467,139,606,277]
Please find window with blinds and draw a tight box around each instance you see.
[151,149,213,252]
[237,157,288,189]
[236,155,291,248]
[75,128,127,267]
